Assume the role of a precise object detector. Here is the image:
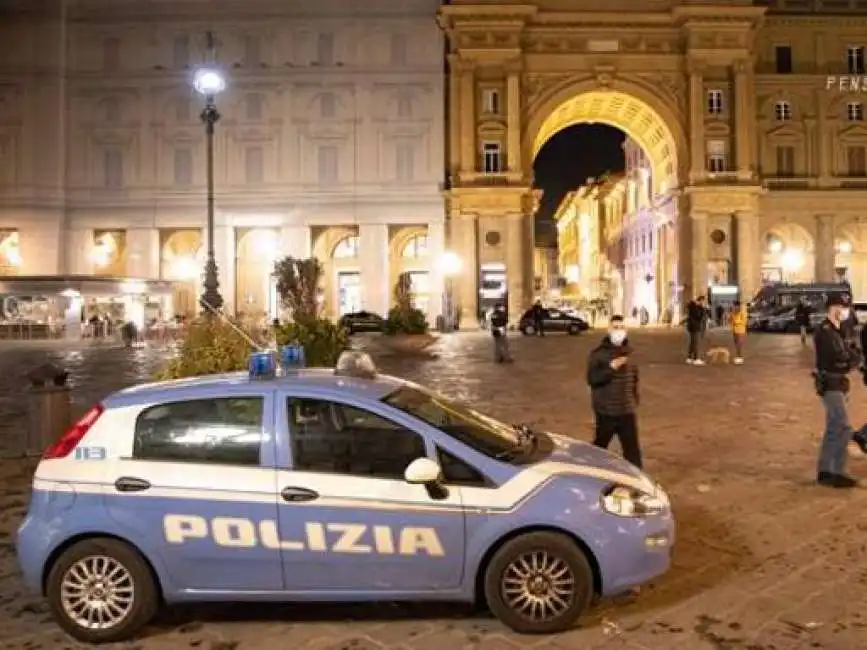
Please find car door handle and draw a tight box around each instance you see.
[114,476,151,493]
[281,486,319,502]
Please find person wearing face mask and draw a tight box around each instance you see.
[585,315,642,468]
[813,294,862,488]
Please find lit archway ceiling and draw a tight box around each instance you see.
[532,90,678,194]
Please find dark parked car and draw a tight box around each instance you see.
[339,311,385,334]
[518,307,589,335]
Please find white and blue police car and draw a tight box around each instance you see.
[16,349,674,643]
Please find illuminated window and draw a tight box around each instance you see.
[774,101,791,121]
[707,89,723,115]
[402,234,428,258]
[333,235,359,258]
[848,102,863,121]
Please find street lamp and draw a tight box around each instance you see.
[438,251,462,332]
[193,32,226,313]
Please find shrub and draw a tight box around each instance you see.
[275,318,349,367]
[156,317,259,380]
[273,256,323,322]
[385,272,429,335]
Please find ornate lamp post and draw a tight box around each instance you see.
[193,32,226,313]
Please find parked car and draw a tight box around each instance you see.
[519,308,589,335]
[339,311,385,334]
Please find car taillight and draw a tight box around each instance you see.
[43,403,105,459]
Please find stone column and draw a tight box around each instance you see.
[815,214,835,282]
[735,211,761,301]
[816,92,832,183]
[505,212,532,324]
[447,55,462,174]
[691,211,709,298]
[359,223,390,316]
[212,226,236,315]
[279,225,311,259]
[66,229,94,275]
[733,61,755,180]
[688,61,706,182]
[449,213,478,324]
[506,70,521,172]
[126,228,160,278]
[426,221,445,320]
[458,63,476,172]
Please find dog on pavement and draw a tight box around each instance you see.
[705,346,732,364]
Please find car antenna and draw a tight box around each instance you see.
[199,296,265,351]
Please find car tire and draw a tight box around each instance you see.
[521,325,535,336]
[46,537,160,644]
[567,324,580,335]
[483,531,594,634]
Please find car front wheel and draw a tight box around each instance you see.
[521,324,535,336]
[46,537,159,644]
[484,531,594,634]
[567,324,580,335]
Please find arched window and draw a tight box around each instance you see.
[333,235,359,258]
[402,234,428,258]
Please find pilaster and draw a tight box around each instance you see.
[815,214,835,282]
[359,223,390,316]
[448,212,478,324]
[505,211,532,324]
[506,69,521,173]
[688,61,706,182]
[734,211,760,301]
[691,211,708,298]
[280,225,311,260]
[733,60,755,180]
[458,62,476,173]
[126,228,160,279]
[66,229,94,275]
[426,221,445,319]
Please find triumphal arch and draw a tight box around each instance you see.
[439,0,766,322]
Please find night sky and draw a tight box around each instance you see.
[533,124,626,241]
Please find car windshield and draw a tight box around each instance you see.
[382,385,537,464]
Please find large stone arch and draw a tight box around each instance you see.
[524,75,687,195]
[762,221,814,284]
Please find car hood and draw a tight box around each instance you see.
[538,432,657,493]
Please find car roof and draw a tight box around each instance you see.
[104,368,405,407]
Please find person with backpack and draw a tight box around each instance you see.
[490,303,512,363]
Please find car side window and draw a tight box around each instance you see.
[437,447,489,487]
[288,398,425,480]
[133,397,264,466]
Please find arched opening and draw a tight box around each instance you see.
[160,229,204,318]
[530,87,682,323]
[90,231,127,277]
[834,222,867,296]
[761,223,814,284]
[390,227,430,313]
[0,230,22,275]
[311,227,359,318]
[235,228,279,322]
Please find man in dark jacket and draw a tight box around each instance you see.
[586,315,642,468]
[490,303,512,363]
[814,294,862,488]
[685,295,708,365]
[794,299,812,345]
[531,300,545,336]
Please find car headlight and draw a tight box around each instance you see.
[601,484,667,517]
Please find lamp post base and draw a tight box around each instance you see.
[200,256,224,314]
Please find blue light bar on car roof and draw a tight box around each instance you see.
[248,351,277,379]
[280,344,306,370]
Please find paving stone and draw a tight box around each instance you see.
[1,332,867,649]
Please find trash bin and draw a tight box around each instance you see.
[25,363,72,456]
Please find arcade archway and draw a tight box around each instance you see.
[528,83,686,322]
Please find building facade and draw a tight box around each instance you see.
[440,0,867,323]
[0,0,445,321]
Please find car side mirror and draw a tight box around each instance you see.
[404,458,448,500]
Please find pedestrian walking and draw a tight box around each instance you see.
[586,315,642,468]
[730,301,747,364]
[685,295,708,365]
[795,298,811,345]
[813,294,861,488]
[531,300,545,336]
[490,303,512,363]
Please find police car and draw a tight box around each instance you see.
[16,349,674,643]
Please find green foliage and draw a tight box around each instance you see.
[274,256,323,323]
[275,318,349,367]
[384,272,429,335]
[156,317,259,380]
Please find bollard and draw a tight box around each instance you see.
[25,363,72,456]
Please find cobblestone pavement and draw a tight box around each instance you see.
[2,330,867,650]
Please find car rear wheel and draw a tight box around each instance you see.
[567,324,580,335]
[521,325,535,336]
[46,537,159,644]
[484,531,594,634]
